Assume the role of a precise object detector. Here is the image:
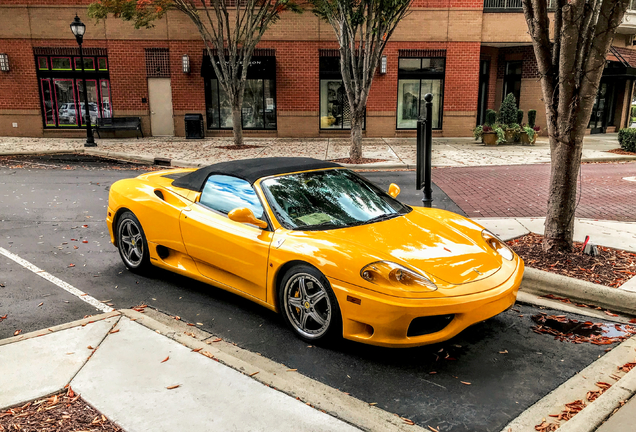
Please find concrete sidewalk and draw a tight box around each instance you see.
[0,311,370,432]
[0,134,632,169]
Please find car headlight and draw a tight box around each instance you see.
[482,229,514,261]
[360,261,437,292]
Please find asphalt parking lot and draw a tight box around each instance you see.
[0,154,621,431]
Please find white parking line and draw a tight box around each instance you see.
[0,247,113,313]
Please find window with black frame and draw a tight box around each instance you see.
[35,47,111,129]
[203,54,277,130]
[503,61,522,105]
[396,56,445,129]
[319,55,365,130]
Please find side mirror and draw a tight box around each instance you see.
[228,207,268,229]
[388,183,401,198]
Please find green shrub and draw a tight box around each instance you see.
[528,109,537,128]
[618,128,636,152]
[517,109,524,125]
[500,93,518,126]
[485,109,497,126]
[631,106,636,118]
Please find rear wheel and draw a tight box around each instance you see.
[279,265,342,343]
[116,211,151,273]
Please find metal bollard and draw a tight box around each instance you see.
[416,93,434,207]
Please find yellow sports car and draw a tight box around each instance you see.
[107,157,524,347]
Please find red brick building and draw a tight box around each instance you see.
[1,0,636,138]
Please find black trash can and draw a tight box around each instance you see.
[184,113,204,139]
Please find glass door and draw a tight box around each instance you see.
[589,82,608,134]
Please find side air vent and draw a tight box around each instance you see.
[154,189,164,200]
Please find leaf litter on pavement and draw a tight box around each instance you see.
[0,387,122,432]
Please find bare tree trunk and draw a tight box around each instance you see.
[231,102,243,147]
[544,135,584,251]
[349,111,364,160]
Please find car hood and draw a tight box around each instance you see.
[317,209,502,286]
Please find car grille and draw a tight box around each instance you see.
[407,314,454,337]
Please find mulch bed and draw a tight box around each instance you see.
[215,144,263,150]
[607,148,636,155]
[329,157,386,164]
[0,388,123,432]
[507,233,636,288]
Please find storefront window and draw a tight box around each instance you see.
[396,57,444,129]
[319,56,364,130]
[35,50,111,128]
[203,55,277,130]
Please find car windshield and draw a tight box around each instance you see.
[261,169,410,230]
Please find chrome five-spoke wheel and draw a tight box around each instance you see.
[116,211,150,273]
[281,267,340,342]
[119,219,144,267]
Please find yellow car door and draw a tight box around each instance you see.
[179,175,273,302]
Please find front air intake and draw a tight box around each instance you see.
[407,314,454,337]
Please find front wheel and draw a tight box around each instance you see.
[116,211,151,273]
[278,265,342,343]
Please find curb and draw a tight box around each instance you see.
[121,308,425,432]
[500,335,636,432]
[557,366,636,432]
[582,155,636,163]
[520,267,636,316]
[0,311,120,348]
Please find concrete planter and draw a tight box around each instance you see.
[520,131,537,145]
[482,132,498,146]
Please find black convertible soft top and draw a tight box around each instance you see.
[170,157,342,191]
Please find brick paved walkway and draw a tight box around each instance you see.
[432,162,636,221]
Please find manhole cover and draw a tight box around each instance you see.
[623,177,636,182]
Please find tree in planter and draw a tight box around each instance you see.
[522,0,630,251]
[499,93,518,126]
[308,0,412,161]
[88,0,300,147]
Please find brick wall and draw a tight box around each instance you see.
[444,42,481,112]
[0,39,39,110]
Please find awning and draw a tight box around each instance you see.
[201,55,276,80]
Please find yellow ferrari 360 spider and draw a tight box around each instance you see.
[107,157,524,347]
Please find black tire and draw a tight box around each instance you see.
[116,211,151,274]
[278,264,342,344]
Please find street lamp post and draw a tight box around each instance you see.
[70,15,96,147]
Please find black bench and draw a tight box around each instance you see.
[94,117,144,139]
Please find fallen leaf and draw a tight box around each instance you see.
[13,329,21,336]
[68,264,75,268]
[87,346,94,350]
[287,369,298,372]
[174,316,181,320]
[369,402,377,406]
[191,348,202,352]
[166,385,180,390]
[67,386,75,398]
[109,329,119,334]
[428,426,439,432]
[38,302,43,307]
[161,356,169,363]
[187,323,195,326]
[604,311,619,317]
[82,240,88,244]
[461,381,471,385]
[401,417,414,425]
[196,322,203,326]
[249,371,259,377]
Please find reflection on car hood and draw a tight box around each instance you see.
[321,209,502,285]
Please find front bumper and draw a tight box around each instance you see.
[330,259,524,348]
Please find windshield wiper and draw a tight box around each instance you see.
[297,221,343,231]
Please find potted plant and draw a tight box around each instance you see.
[473,110,499,145]
[521,110,539,145]
[499,94,519,144]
